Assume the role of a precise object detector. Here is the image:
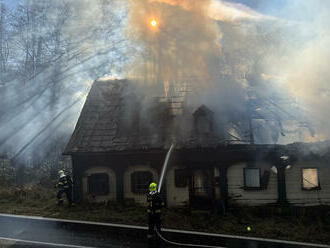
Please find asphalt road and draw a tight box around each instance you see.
[0,215,146,248]
[0,214,329,248]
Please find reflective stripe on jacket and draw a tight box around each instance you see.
[57,175,72,189]
[147,191,164,214]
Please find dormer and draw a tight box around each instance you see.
[193,105,214,135]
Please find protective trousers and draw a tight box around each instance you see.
[57,188,72,205]
[148,213,161,248]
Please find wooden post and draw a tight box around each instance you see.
[277,165,287,205]
[72,156,82,202]
[219,166,228,215]
[116,167,124,201]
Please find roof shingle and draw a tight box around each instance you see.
[64,79,225,154]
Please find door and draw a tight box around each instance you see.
[190,169,213,208]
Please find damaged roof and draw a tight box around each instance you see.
[64,79,228,154]
[64,79,145,154]
[64,79,330,157]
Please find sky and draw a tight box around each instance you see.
[4,0,286,15]
[228,0,288,13]
[2,0,293,21]
[3,0,19,8]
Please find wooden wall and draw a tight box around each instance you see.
[166,166,189,207]
[82,166,117,202]
[227,162,278,206]
[286,161,330,206]
[73,153,330,207]
[123,164,158,205]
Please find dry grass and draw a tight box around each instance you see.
[0,187,329,245]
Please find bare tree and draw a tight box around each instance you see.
[0,0,9,76]
[0,0,128,165]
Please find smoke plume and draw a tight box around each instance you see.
[257,0,330,142]
[2,0,330,164]
[125,0,330,144]
[126,0,221,89]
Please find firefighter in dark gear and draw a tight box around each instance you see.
[147,182,164,248]
[56,170,73,206]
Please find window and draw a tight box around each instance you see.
[131,171,153,194]
[88,173,109,196]
[192,170,210,197]
[302,168,320,190]
[244,168,261,189]
[175,169,188,188]
[193,105,213,134]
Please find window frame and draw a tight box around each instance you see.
[301,167,321,191]
[243,168,262,190]
[131,171,153,194]
[87,173,109,196]
[174,169,188,188]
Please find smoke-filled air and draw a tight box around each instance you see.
[1,0,330,162]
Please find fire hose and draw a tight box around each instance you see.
[155,228,226,248]
[155,144,226,247]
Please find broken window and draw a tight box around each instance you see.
[244,168,261,189]
[88,173,109,196]
[175,169,188,188]
[131,171,153,194]
[302,168,320,190]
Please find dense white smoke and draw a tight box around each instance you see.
[269,0,330,142]
[1,0,330,163]
[125,0,330,144]
[0,0,127,162]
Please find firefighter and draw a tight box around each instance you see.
[56,170,73,206]
[147,182,164,248]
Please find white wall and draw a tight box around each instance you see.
[286,162,330,206]
[166,167,189,207]
[123,165,158,205]
[82,166,116,202]
[227,162,278,206]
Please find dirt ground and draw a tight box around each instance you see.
[0,186,329,245]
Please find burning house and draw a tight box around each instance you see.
[62,0,330,209]
[63,79,330,208]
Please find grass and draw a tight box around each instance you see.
[0,186,329,245]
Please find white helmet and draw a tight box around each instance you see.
[58,170,65,178]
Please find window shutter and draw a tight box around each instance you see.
[131,171,153,194]
[88,173,109,196]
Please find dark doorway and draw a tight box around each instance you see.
[190,169,213,208]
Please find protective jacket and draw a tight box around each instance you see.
[57,175,72,190]
[56,174,73,206]
[147,191,164,214]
